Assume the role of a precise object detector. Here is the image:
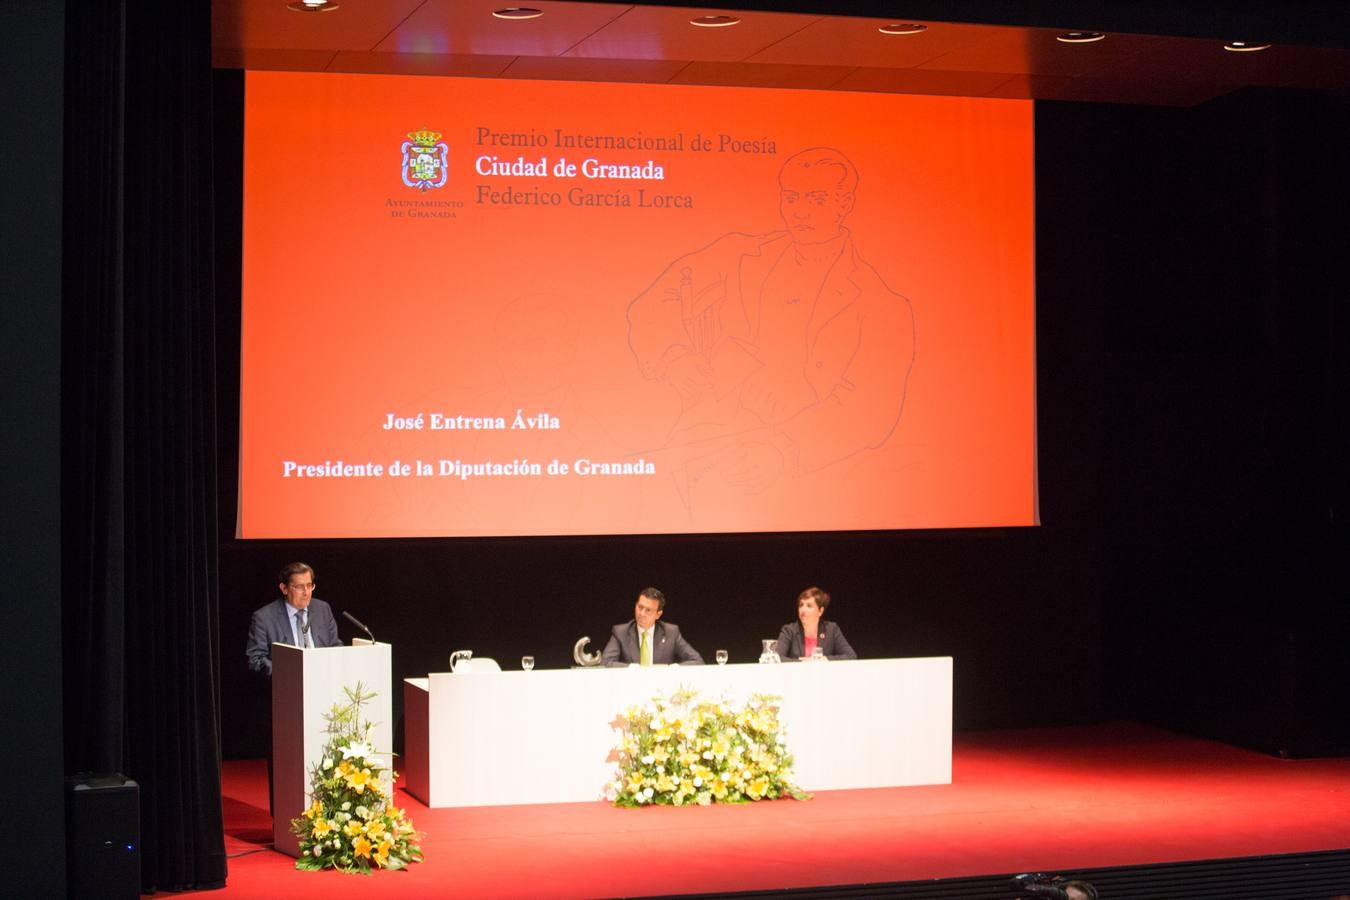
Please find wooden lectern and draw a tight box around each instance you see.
[271,641,392,856]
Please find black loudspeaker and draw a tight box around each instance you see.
[66,774,140,899]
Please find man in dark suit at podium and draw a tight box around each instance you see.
[602,587,704,667]
[246,561,342,677]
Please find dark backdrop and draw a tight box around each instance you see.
[214,78,1347,762]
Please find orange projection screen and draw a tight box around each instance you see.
[239,71,1036,538]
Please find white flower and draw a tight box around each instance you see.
[342,740,374,762]
[641,754,655,765]
[313,846,323,857]
[643,787,654,798]
[692,777,703,787]
[341,801,351,811]
[322,758,333,770]
[702,750,713,759]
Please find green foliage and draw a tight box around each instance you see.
[610,689,810,807]
[290,682,424,873]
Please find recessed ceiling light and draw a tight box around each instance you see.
[690,15,740,28]
[492,7,543,19]
[878,23,927,36]
[1056,31,1106,43]
[1223,41,1271,52]
[286,0,338,10]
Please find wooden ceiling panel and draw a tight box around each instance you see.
[211,1,1350,106]
[212,46,339,71]
[988,74,1234,108]
[499,56,690,83]
[747,18,1003,70]
[669,60,856,90]
[328,51,516,78]
[831,67,1016,99]
[373,0,628,57]
[212,0,425,53]
[565,5,818,62]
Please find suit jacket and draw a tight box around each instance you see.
[775,620,857,661]
[602,620,704,667]
[246,597,342,676]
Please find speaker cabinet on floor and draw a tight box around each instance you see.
[66,774,140,898]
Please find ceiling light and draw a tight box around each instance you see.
[1056,32,1106,43]
[878,24,927,36]
[1223,41,1271,52]
[690,15,740,27]
[492,7,543,19]
[287,0,338,10]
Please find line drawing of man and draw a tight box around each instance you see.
[626,147,916,507]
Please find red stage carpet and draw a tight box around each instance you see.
[203,723,1350,899]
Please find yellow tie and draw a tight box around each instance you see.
[640,629,651,666]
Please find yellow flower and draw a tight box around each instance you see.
[303,800,322,819]
[312,818,334,838]
[653,746,670,765]
[374,838,392,868]
[748,776,770,799]
[711,780,729,800]
[352,835,373,858]
[365,820,386,841]
[625,771,646,793]
[343,819,365,838]
[345,767,373,794]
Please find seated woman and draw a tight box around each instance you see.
[775,586,857,661]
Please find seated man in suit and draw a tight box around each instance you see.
[602,587,704,667]
[245,561,343,677]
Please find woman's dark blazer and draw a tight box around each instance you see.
[774,620,857,661]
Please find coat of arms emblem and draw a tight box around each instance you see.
[401,129,449,192]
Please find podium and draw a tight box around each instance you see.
[271,641,392,856]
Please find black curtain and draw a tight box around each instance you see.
[63,0,226,891]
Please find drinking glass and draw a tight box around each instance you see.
[521,655,535,671]
[715,649,729,666]
[811,645,825,662]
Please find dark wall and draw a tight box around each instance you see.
[1,2,66,893]
[1083,89,1349,756]
[214,79,1347,760]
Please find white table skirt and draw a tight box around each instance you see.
[404,657,952,808]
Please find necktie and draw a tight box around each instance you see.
[298,610,309,648]
[640,629,651,666]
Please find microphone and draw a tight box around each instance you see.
[342,610,376,643]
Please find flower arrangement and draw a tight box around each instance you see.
[610,687,809,807]
[291,683,423,873]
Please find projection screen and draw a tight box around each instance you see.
[239,71,1036,538]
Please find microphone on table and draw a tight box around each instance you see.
[343,610,376,643]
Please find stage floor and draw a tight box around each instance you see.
[211,722,1350,898]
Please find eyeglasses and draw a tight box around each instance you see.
[286,582,315,591]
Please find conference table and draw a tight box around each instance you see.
[403,657,952,808]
